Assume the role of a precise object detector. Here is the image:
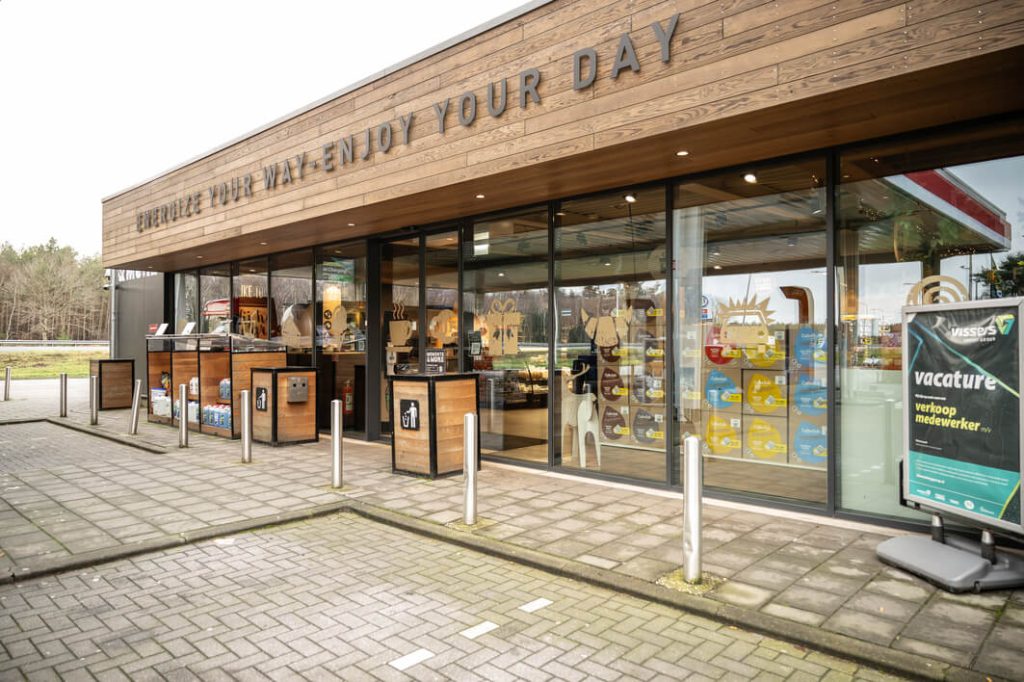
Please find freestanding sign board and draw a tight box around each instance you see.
[902,298,1023,536]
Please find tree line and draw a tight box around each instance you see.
[0,239,109,340]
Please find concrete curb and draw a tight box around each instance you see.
[0,501,350,586]
[344,501,996,682]
[45,418,169,454]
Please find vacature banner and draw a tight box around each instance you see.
[904,300,1023,534]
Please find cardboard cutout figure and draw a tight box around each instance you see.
[484,299,522,356]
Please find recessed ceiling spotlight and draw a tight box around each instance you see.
[497,271,505,277]
[787,236,798,247]
[259,242,267,246]
[743,173,757,184]
[347,222,355,227]
[196,255,204,259]
[713,264,722,270]
[475,193,486,199]
[555,211,566,217]
[624,193,637,203]
[249,269,256,273]
[676,150,690,157]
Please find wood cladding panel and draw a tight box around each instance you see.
[392,381,431,475]
[251,371,274,442]
[171,352,200,432]
[434,379,476,475]
[91,360,134,410]
[102,0,1024,270]
[231,351,287,436]
[276,371,317,442]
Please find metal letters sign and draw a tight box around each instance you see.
[903,298,1024,535]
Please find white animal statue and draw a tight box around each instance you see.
[561,364,602,468]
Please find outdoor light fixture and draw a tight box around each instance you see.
[196,255,204,259]
[713,264,722,270]
[259,241,267,246]
[602,257,612,267]
[347,222,356,227]
[743,173,757,184]
[497,271,505,277]
[711,245,721,256]
[676,150,689,157]
[624,193,637,203]
[788,236,798,247]
[555,211,566,217]
[475,193,486,199]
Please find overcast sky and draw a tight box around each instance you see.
[0,0,529,258]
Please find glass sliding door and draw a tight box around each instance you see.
[425,230,460,373]
[317,241,368,436]
[554,189,668,482]
[173,271,199,334]
[837,121,1023,519]
[199,264,231,334]
[380,237,421,433]
[674,158,828,504]
[232,258,268,339]
[463,208,550,463]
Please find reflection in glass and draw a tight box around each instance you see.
[838,124,1023,519]
[317,242,367,435]
[199,264,231,334]
[555,189,668,482]
[174,271,198,334]
[464,208,549,463]
[381,237,421,432]
[233,258,268,339]
[270,249,313,362]
[674,159,828,503]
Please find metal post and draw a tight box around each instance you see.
[240,389,252,463]
[683,435,703,584]
[128,379,141,435]
[464,412,478,525]
[3,366,10,400]
[178,383,188,448]
[981,529,997,564]
[331,399,343,488]
[89,375,99,425]
[930,513,945,544]
[59,373,68,418]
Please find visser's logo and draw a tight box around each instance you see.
[995,313,1015,336]
[949,325,996,338]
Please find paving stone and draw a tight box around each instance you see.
[822,608,901,646]
[710,581,775,609]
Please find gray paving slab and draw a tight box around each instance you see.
[0,379,1021,679]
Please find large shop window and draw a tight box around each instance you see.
[270,250,313,362]
[838,120,1024,519]
[199,264,231,334]
[674,159,828,504]
[425,231,460,373]
[555,189,668,482]
[317,242,368,435]
[232,258,268,339]
[381,237,421,432]
[463,207,550,463]
[173,271,199,334]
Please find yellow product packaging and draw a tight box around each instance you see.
[743,415,789,463]
[703,413,742,457]
[741,329,788,370]
[743,370,788,416]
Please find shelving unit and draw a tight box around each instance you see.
[146,334,288,439]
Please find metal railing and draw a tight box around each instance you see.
[0,340,108,347]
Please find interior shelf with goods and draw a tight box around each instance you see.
[146,334,288,439]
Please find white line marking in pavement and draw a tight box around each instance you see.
[389,648,434,671]
[519,598,552,613]
[461,621,498,639]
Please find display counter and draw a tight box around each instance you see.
[90,358,135,410]
[251,367,318,445]
[146,334,287,438]
[390,373,479,478]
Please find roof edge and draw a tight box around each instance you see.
[102,0,553,203]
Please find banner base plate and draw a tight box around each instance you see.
[877,534,1024,593]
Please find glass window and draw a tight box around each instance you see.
[233,258,268,339]
[464,208,550,463]
[838,121,1024,519]
[381,237,421,432]
[317,242,368,435]
[199,264,231,334]
[674,158,828,504]
[425,230,460,372]
[173,271,198,334]
[555,189,668,482]
[270,250,313,361]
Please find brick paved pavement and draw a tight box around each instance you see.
[0,513,902,681]
[1,378,1022,679]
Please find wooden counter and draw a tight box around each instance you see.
[390,374,479,478]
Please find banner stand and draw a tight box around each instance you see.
[877,297,1024,593]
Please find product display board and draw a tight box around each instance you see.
[903,299,1023,534]
[390,373,479,478]
[695,293,828,470]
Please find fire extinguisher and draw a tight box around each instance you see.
[342,379,355,416]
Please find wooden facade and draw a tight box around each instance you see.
[102,0,1024,271]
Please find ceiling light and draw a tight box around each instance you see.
[711,245,721,257]
[249,269,256,273]
[497,271,505,277]
[624,193,637,203]
[259,241,267,246]
[602,257,612,267]
[787,237,798,247]
[555,211,566,217]
[196,255,204,259]
[676,150,689,157]
[713,265,722,270]
[347,222,356,227]
[475,193,486,199]
[743,173,757,184]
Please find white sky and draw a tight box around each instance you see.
[0,0,530,258]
